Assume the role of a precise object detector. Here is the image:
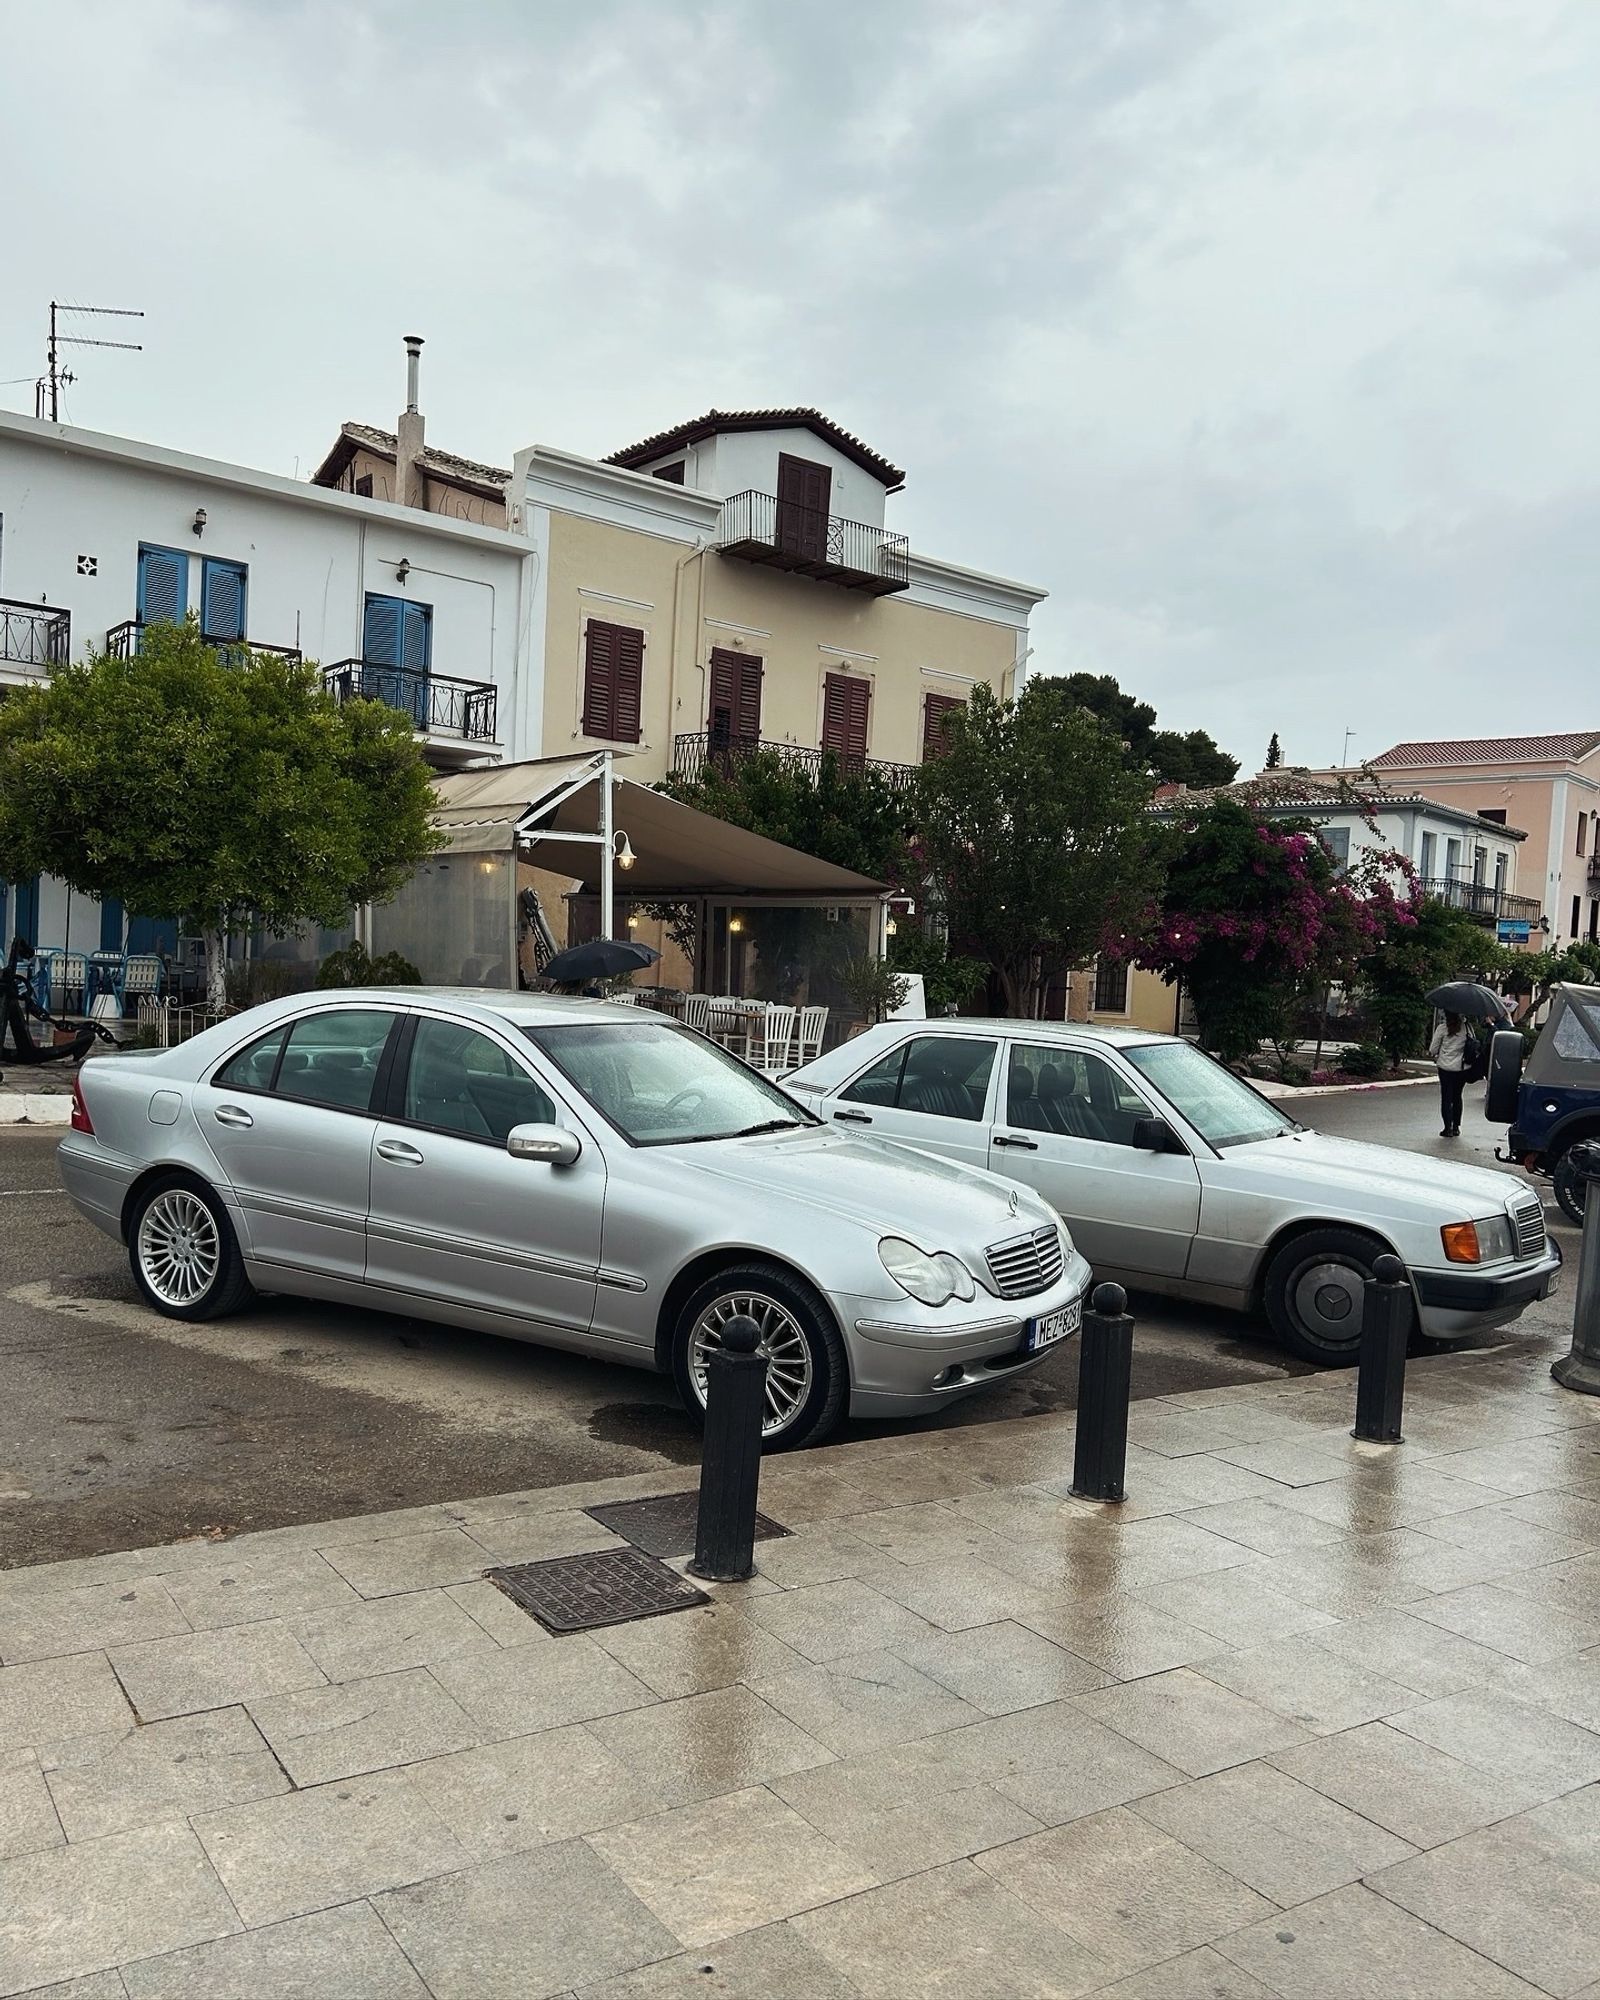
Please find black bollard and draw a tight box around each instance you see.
[1071,1283,1134,1503]
[1352,1253,1412,1443]
[689,1315,769,1581]
[1553,1141,1600,1396]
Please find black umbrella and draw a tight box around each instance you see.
[1425,981,1511,1022]
[542,939,661,984]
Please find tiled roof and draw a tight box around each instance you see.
[603,407,906,489]
[1152,772,1524,836]
[1372,733,1600,767]
[311,423,510,497]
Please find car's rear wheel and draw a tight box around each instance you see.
[671,1261,848,1451]
[128,1175,254,1321]
[1262,1226,1389,1365]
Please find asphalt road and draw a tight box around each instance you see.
[0,1076,1577,1569]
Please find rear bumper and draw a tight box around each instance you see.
[1412,1243,1563,1332]
[56,1135,138,1240]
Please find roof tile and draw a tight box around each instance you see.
[1371,733,1600,767]
[603,407,905,488]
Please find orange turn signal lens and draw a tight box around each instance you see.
[1440,1222,1482,1264]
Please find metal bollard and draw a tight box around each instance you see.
[1352,1253,1412,1443]
[688,1315,770,1581]
[1553,1141,1600,1397]
[1071,1283,1134,1503]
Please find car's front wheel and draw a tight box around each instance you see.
[1262,1226,1389,1365]
[671,1261,848,1451]
[128,1175,255,1321]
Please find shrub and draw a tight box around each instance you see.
[1338,1042,1389,1078]
[315,941,422,989]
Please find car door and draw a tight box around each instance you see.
[195,1006,400,1281]
[989,1041,1201,1278]
[822,1032,1000,1173]
[364,1012,604,1336]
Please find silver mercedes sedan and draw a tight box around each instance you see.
[58,990,1090,1448]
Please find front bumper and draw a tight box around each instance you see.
[841,1247,1092,1417]
[1412,1242,1563,1333]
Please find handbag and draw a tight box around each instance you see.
[1460,1031,1487,1083]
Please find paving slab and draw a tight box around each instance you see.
[42,1708,288,1842]
[747,1647,982,1756]
[108,1623,324,1722]
[589,1600,809,1700]
[162,1550,359,1634]
[588,1685,834,1806]
[289,1586,502,1682]
[1384,1688,1600,1796]
[896,1619,1110,1715]
[246,1666,480,1786]
[118,1901,428,1999]
[572,1919,864,1997]
[1077,1668,1312,1777]
[1270,1719,1550,1848]
[0,1653,133,1754]
[405,1722,669,1857]
[940,1699,1184,1825]
[428,1633,654,1740]
[0,1580,191,1667]
[0,1747,63,1861]
[1196,1632,1418,1734]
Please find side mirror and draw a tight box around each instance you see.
[1132,1116,1185,1156]
[507,1122,581,1167]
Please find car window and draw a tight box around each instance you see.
[843,1036,997,1123]
[404,1017,556,1144]
[1124,1038,1295,1148]
[527,1018,812,1146]
[215,1025,287,1092]
[275,1009,394,1114]
[1006,1044,1156,1148]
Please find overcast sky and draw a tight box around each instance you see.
[4,0,1597,771]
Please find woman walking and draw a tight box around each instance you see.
[1429,1010,1471,1137]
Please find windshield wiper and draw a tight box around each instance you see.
[726,1117,811,1138]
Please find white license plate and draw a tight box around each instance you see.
[1024,1299,1081,1353]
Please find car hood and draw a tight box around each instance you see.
[1229,1128,1531,1214]
[669,1124,1060,1270]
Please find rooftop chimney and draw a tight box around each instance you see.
[396,334,425,511]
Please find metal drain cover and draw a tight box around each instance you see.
[487,1546,709,1634]
[585,1488,791,1560]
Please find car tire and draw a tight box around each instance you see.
[127,1174,255,1321]
[671,1260,849,1452]
[1552,1149,1589,1228]
[1483,1031,1523,1125]
[1262,1226,1390,1365]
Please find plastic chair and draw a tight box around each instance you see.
[682,994,712,1036]
[86,951,127,1021]
[795,1004,828,1065]
[606,988,639,1006]
[124,954,164,1000]
[753,1003,797,1072]
[54,951,89,1012]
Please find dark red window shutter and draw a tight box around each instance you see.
[709,648,762,747]
[823,673,870,761]
[736,655,763,744]
[582,621,644,743]
[923,693,964,760]
[613,626,644,744]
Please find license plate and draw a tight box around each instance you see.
[1024,1299,1081,1353]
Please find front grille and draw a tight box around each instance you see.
[1511,1199,1546,1259]
[986,1225,1064,1300]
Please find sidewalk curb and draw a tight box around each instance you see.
[0,1094,73,1125]
[1257,1074,1434,1100]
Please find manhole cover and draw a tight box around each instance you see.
[487,1547,709,1634]
[585,1489,791,1560]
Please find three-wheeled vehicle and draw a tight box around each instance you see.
[1489,982,1600,1224]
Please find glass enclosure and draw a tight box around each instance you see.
[370,850,514,986]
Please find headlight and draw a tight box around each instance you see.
[1476,1215,1514,1261]
[1440,1216,1514,1264]
[878,1236,978,1306]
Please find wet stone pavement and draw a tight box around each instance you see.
[2,1318,1599,1998]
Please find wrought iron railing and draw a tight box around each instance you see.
[1420,876,1542,926]
[717,490,911,591]
[672,731,915,790]
[104,619,302,665]
[0,598,71,670]
[323,660,498,742]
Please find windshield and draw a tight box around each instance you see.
[1123,1040,1297,1149]
[525,1018,816,1147]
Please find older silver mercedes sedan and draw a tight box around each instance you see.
[57,991,1090,1448]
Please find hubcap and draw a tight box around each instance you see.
[689,1292,814,1438]
[1291,1258,1365,1348]
[138,1190,221,1307]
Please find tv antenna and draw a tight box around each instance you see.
[36,301,145,422]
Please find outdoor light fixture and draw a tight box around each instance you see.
[627,912,640,930]
[395,558,411,585]
[885,917,898,936]
[729,915,745,934]
[191,508,207,537]
[613,831,636,871]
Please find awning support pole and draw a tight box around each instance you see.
[600,749,615,942]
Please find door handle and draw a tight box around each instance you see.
[376,1138,425,1165]
[993,1132,1039,1151]
[832,1108,873,1125]
[213,1104,254,1130]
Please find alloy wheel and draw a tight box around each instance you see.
[137,1189,222,1308]
[688,1290,814,1438]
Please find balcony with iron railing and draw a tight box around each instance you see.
[323,661,499,746]
[716,490,911,597]
[0,598,71,676]
[672,731,915,790]
[1420,876,1543,927]
[105,620,303,666]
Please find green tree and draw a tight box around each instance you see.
[914,679,1161,1015]
[1265,732,1282,769]
[660,746,913,883]
[1059,671,1239,786]
[0,620,442,1008]
[1357,896,1501,1067]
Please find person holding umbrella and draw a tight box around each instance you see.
[1424,981,1510,1138]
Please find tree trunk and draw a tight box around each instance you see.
[997,962,1025,1017]
[202,928,228,1013]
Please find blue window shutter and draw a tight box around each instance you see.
[363,595,403,666]
[137,546,188,625]
[400,601,432,671]
[99,898,124,950]
[201,559,247,641]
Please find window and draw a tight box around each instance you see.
[1590,899,1598,942]
[841,1036,997,1122]
[1580,814,1589,858]
[922,693,964,761]
[775,453,831,562]
[276,1009,394,1112]
[354,474,374,498]
[1321,827,1351,873]
[1419,831,1437,880]
[1574,895,1582,939]
[526,1018,809,1147]
[404,1017,555,1143]
[708,647,762,749]
[215,1025,287,1092]
[1093,959,1130,1013]
[1477,808,1507,825]
[581,619,644,743]
[364,594,431,672]
[201,558,247,643]
[136,544,188,626]
[1124,1039,1296,1149]
[821,673,870,762]
[1494,852,1507,898]
[652,461,686,485]
[1472,845,1487,888]
[1445,837,1462,880]
[1006,1045,1154,1146]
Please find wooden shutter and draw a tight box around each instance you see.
[583,620,644,743]
[822,673,870,762]
[923,693,964,760]
[201,560,247,642]
[137,545,187,625]
[709,647,762,748]
[363,594,403,667]
[776,453,832,563]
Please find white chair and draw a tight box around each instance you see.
[606,988,639,1006]
[795,1004,828,1066]
[752,1003,797,1073]
[682,993,712,1036]
[124,954,164,999]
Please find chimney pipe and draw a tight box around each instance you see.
[403,334,423,414]
[396,335,425,511]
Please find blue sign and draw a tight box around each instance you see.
[1497,919,1532,944]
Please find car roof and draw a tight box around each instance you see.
[276,988,648,1030]
[875,1017,1173,1049]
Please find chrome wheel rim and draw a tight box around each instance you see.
[1290,1258,1365,1350]
[137,1190,221,1307]
[689,1291,814,1438]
